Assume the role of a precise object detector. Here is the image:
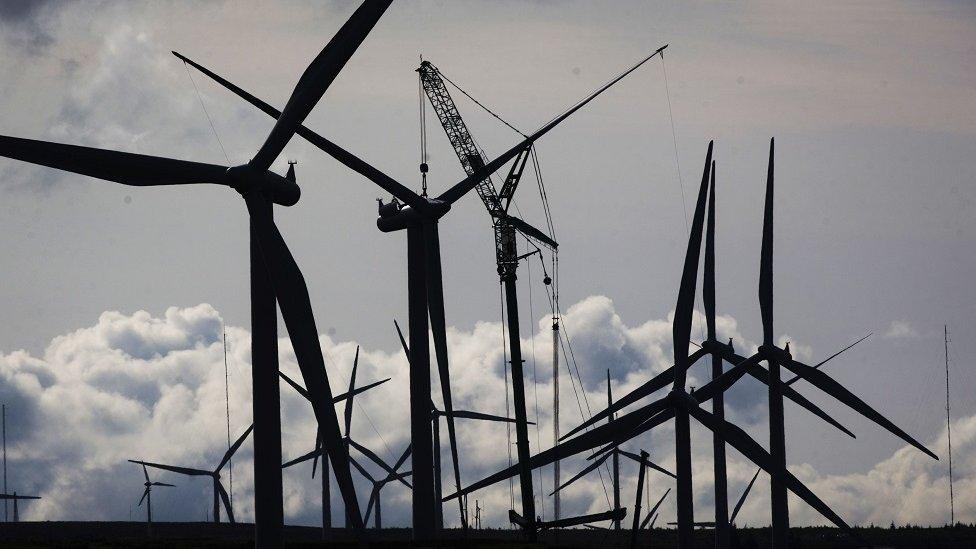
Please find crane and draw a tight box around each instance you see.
[418,59,558,540]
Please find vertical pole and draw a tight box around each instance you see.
[768,355,789,548]
[631,451,648,549]
[552,319,560,524]
[148,490,152,527]
[322,458,331,538]
[675,406,694,548]
[3,404,6,523]
[433,415,443,530]
[250,197,283,547]
[213,482,221,524]
[376,490,382,530]
[407,226,435,540]
[223,330,234,512]
[608,372,620,530]
[503,274,536,540]
[945,325,954,525]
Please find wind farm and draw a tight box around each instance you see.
[0,1,973,548]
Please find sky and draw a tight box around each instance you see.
[0,0,974,529]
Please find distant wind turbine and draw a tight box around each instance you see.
[130,424,253,524]
[133,463,173,532]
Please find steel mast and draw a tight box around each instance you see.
[418,60,557,540]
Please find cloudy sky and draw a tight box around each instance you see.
[0,0,974,529]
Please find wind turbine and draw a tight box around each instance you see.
[280,346,389,534]
[174,44,668,539]
[134,463,174,530]
[444,142,864,547]
[0,493,40,522]
[0,1,395,540]
[349,443,413,529]
[130,424,253,524]
[749,138,937,547]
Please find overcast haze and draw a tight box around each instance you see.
[0,0,974,528]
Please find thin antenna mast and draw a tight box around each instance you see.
[223,328,233,508]
[552,316,560,524]
[945,324,954,525]
[3,404,6,523]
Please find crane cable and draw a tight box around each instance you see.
[418,56,429,197]
[437,63,616,505]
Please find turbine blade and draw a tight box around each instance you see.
[129,459,210,477]
[704,159,717,340]
[348,454,376,483]
[783,357,938,459]
[393,319,410,360]
[437,45,668,205]
[562,347,708,441]
[543,508,626,530]
[344,346,360,439]
[0,135,228,187]
[278,370,311,401]
[218,424,254,472]
[142,463,150,483]
[616,449,675,479]
[216,481,235,523]
[138,486,150,506]
[505,215,558,249]
[282,446,324,469]
[422,222,465,525]
[173,50,428,211]
[347,438,413,490]
[672,141,714,391]
[311,430,322,478]
[549,452,612,496]
[447,410,524,423]
[681,396,852,531]
[641,488,670,529]
[587,407,676,462]
[784,333,872,387]
[759,138,774,345]
[730,469,761,524]
[742,360,855,438]
[249,0,392,171]
[152,482,176,487]
[333,377,390,403]
[363,484,379,525]
[243,194,362,527]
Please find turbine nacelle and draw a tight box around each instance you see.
[376,197,451,232]
[226,163,301,207]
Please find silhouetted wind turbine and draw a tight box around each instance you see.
[279,348,389,536]
[350,443,412,529]
[0,2,394,540]
[0,492,40,522]
[130,424,253,524]
[393,318,523,529]
[445,142,865,548]
[176,44,667,539]
[134,463,174,530]
[750,138,937,547]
